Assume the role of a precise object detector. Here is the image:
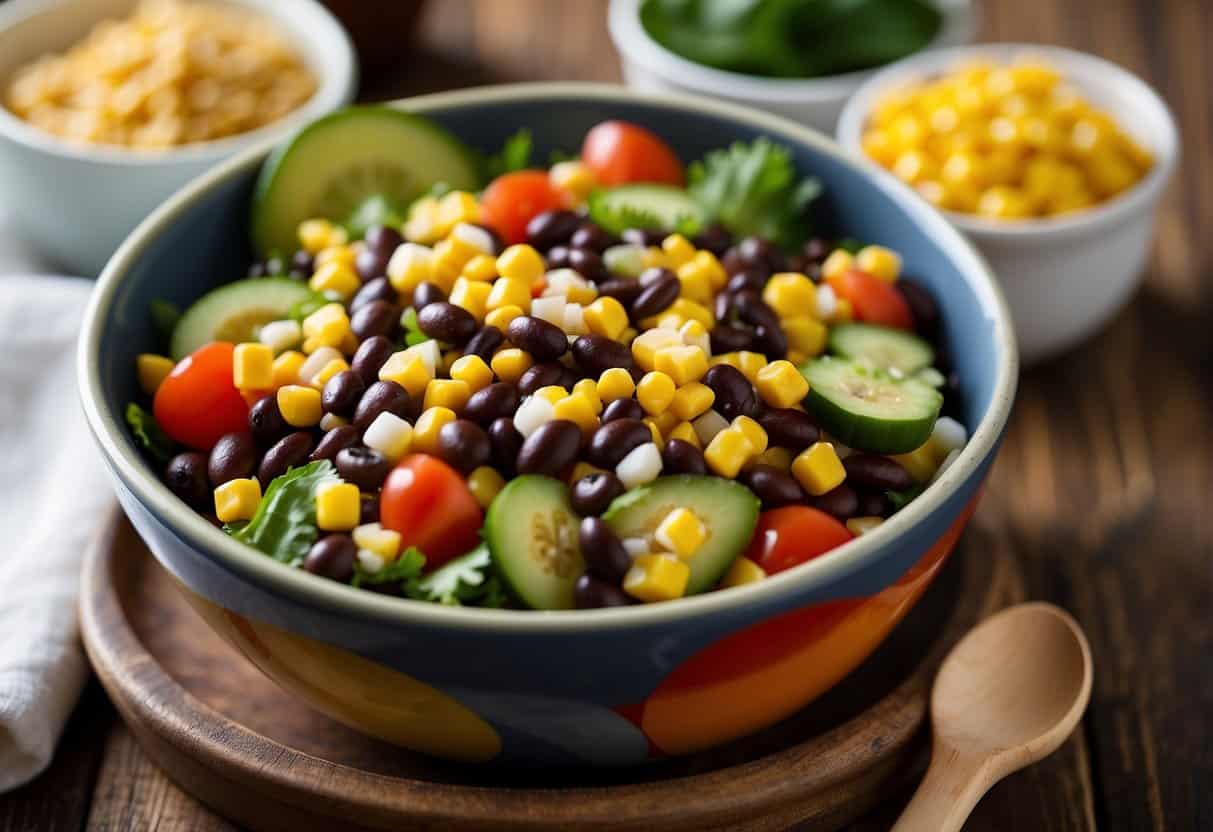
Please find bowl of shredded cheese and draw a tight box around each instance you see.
[0,0,356,276]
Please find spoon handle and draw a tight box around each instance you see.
[891,746,989,832]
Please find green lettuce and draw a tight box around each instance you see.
[125,403,175,463]
[230,461,339,566]
[406,544,510,607]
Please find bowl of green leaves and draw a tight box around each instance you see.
[609,0,977,133]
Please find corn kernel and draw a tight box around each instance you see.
[792,442,847,496]
[704,427,754,478]
[386,242,434,294]
[583,296,629,340]
[754,360,810,409]
[735,351,768,383]
[412,406,456,455]
[550,159,597,203]
[847,516,884,536]
[429,240,466,292]
[977,186,1033,220]
[311,357,349,389]
[710,352,742,370]
[676,252,723,304]
[491,348,533,384]
[640,247,670,270]
[378,352,432,399]
[137,354,175,395]
[669,298,713,330]
[439,350,461,378]
[404,197,441,244]
[315,244,355,270]
[423,378,470,413]
[720,557,766,588]
[308,261,360,299]
[485,304,525,330]
[572,379,603,413]
[486,277,531,313]
[654,345,709,386]
[467,466,506,508]
[553,392,600,435]
[668,420,701,448]
[448,277,492,323]
[316,481,360,531]
[531,385,565,406]
[783,316,828,358]
[669,382,715,421]
[213,477,261,524]
[751,446,793,472]
[637,371,677,415]
[731,416,768,457]
[596,367,636,402]
[655,507,708,560]
[631,327,683,372]
[277,385,322,427]
[352,523,403,560]
[638,418,661,446]
[763,273,816,319]
[272,350,305,388]
[855,245,902,283]
[461,253,498,283]
[259,319,303,354]
[833,298,854,323]
[660,234,696,268]
[497,244,546,284]
[298,219,345,254]
[624,553,690,603]
[448,354,493,393]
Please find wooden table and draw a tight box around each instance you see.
[3,0,1210,828]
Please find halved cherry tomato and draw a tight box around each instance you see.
[480,170,566,245]
[744,506,853,575]
[581,120,684,187]
[826,269,914,330]
[379,454,483,569]
[153,341,250,451]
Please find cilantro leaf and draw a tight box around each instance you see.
[125,403,175,463]
[353,547,426,589]
[406,544,509,607]
[399,306,431,347]
[886,484,925,512]
[687,137,822,249]
[482,129,534,181]
[230,461,339,566]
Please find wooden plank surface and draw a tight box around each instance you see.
[2,0,1210,829]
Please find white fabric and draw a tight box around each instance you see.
[0,255,108,789]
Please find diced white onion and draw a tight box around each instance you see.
[692,410,730,446]
[616,442,662,489]
[513,396,555,438]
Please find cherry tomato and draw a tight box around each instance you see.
[581,120,684,187]
[480,170,566,245]
[379,454,483,568]
[827,269,914,330]
[744,507,853,575]
[153,342,250,451]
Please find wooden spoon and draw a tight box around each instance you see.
[892,602,1093,831]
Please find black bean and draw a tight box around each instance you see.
[418,301,477,344]
[737,235,785,273]
[517,362,566,396]
[207,432,257,486]
[572,334,634,376]
[897,279,940,335]
[359,493,380,525]
[516,420,581,476]
[601,398,644,423]
[570,472,625,517]
[437,419,491,473]
[785,254,811,274]
[353,381,411,432]
[693,222,732,256]
[744,464,805,507]
[258,432,315,486]
[727,270,767,295]
[322,370,366,417]
[587,418,651,468]
[568,247,608,282]
[310,424,360,461]
[751,324,788,359]
[720,247,753,277]
[579,517,632,583]
[463,326,505,363]
[573,572,635,609]
[559,365,584,390]
[355,245,390,281]
[733,290,781,331]
[526,210,580,251]
[621,228,665,247]
[630,271,679,320]
[703,364,757,420]
[759,408,819,451]
[335,446,391,490]
[638,266,673,287]
[349,335,394,387]
[713,291,734,325]
[464,382,520,425]
[598,279,644,308]
[351,276,398,311]
[662,438,707,475]
[570,224,615,253]
[843,454,914,491]
[507,316,568,361]
[809,484,860,519]
[487,417,523,476]
[710,324,753,355]
[304,535,356,582]
[803,237,831,263]
[364,224,404,255]
[248,395,291,447]
[350,299,400,341]
[545,245,573,269]
[857,489,893,518]
[291,249,314,276]
[164,452,209,508]
[410,281,446,311]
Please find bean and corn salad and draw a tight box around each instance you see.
[129,110,967,611]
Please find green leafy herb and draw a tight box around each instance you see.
[837,237,864,254]
[343,194,405,239]
[230,460,339,566]
[886,484,925,512]
[353,547,426,589]
[687,137,822,248]
[482,129,534,181]
[406,544,510,607]
[289,292,332,322]
[400,306,431,347]
[149,300,180,350]
[125,403,175,463]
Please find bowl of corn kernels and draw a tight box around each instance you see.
[0,0,356,276]
[837,44,1178,362]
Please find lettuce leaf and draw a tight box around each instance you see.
[482,129,533,181]
[406,544,510,607]
[352,547,426,590]
[125,403,175,463]
[230,461,339,566]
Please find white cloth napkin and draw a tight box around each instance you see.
[0,273,109,792]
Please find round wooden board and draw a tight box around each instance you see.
[80,511,1023,832]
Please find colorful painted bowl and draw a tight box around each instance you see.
[78,84,1018,766]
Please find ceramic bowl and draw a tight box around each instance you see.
[0,0,357,277]
[608,0,977,133]
[837,44,1179,363]
[79,83,1017,766]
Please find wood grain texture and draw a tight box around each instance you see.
[1,0,1210,828]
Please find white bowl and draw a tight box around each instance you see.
[0,0,357,276]
[608,0,976,134]
[837,43,1179,364]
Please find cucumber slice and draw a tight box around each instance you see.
[587,184,706,236]
[170,277,314,360]
[251,107,480,255]
[484,476,584,610]
[603,476,759,595]
[800,357,942,454]
[828,323,935,375]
